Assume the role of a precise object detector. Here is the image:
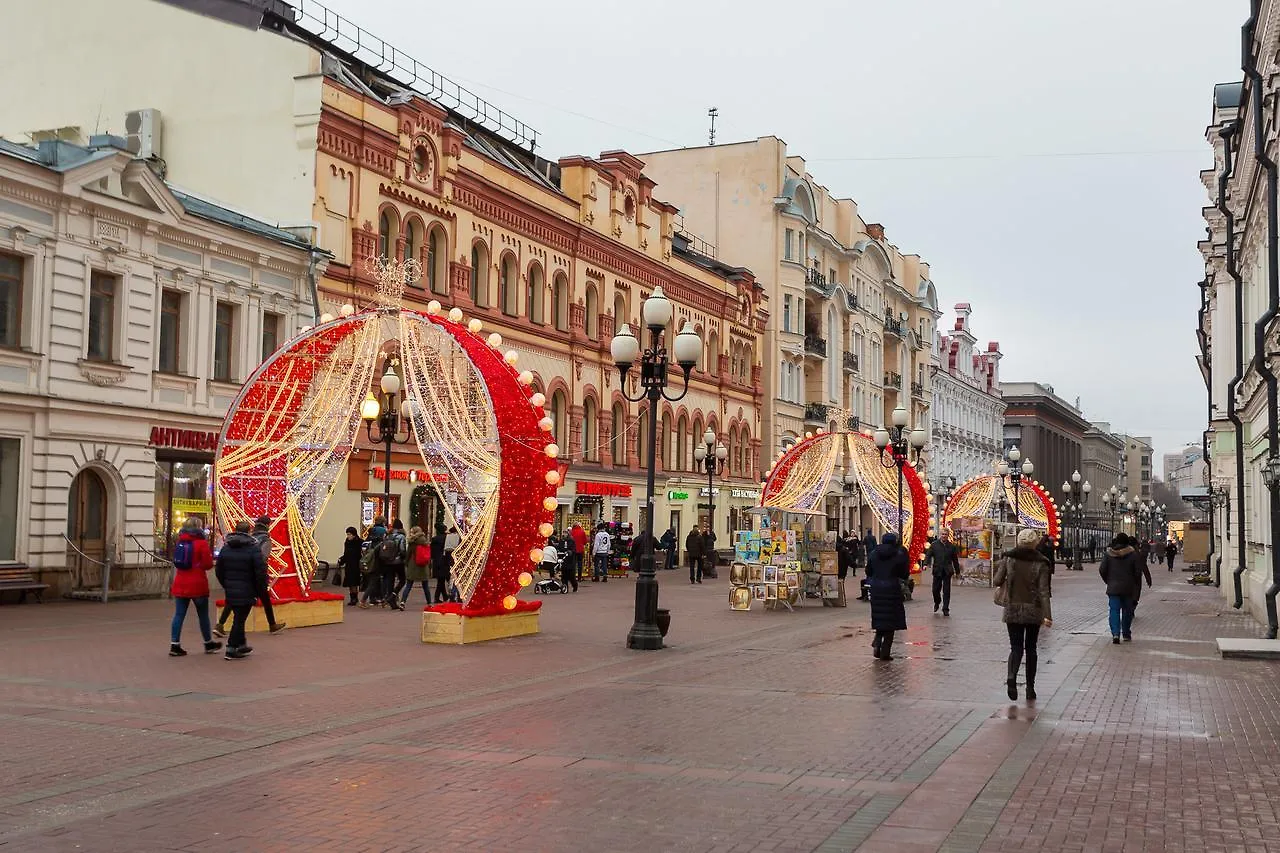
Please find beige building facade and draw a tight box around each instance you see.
[640,138,942,530]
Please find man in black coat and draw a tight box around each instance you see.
[867,533,910,660]
[215,521,268,660]
[930,529,960,615]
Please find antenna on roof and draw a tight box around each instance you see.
[708,107,718,146]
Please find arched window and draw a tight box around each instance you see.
[636,409,648,467]
[405,219,424,280]
[500,254,518,316]
[583,397,598,462]
[707,331,719,375]
[613,293,626,325]
[585,284,599,340]
[552,273,568,331]
[743,343,754,383]
[676,416,688,471]
[691,416,704,462]
[660,411,672,470]
[470,242,490,307]
[550,390,566,446]
[611,403,625,464]
[527,263,544,324]
[378,210,399,259]
[427,226,447,295]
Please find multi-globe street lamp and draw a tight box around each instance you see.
[1101,485,1126,537]
[873,406,928,542]
[361,360,414,525]
[996,446,1035,532]
[1060,470,1091,569]
[693,428,728,578]
[610,287,701,651]
[934,475,957,535]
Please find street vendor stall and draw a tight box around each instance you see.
[941,470,1060,586]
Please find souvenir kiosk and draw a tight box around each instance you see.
[940,469,1061,586]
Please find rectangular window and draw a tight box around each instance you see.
[213,301,235,382]
[0,252,23,348]
[784,229,794,261]
[157,290,183,373]
[261,312,281,361]
[783,295,792,333]
[0,437,18,560]
[87,272,117,361]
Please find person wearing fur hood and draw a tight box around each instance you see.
[1099,533,1145,643]
[994,528,1053,702]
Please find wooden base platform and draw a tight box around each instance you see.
[244,598,344,632]
[421,609,540,644]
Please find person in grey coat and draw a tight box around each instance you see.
[994,528,1053,702]
[867,532,910,660]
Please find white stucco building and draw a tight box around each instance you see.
[0,135,321,596]
[929,303,1004,486]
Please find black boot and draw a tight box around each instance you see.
[1025,655,1038,701]
[871,631,883,658]
[1007,652,1021,701]
[879,631,894,660]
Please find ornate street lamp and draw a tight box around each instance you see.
[361,360,414,525]
[874,406,927,542]
[996,445,1034,532]
[611,287,701,650]
[693,428,728,579]
[935,475,957,534]
[1060,470,1090,569]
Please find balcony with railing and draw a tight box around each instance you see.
[843,352,859,372]
[845,415,861,432]
[804,333,828,358]
[883,314,905,337]
[884,371,903,390]
[804,402,830,424]
[911,381,925,397]
[805,266,832,297]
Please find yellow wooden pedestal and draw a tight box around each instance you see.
[244,598,344,632]
[420,609,540,644]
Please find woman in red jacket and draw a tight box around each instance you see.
[169,517,222,657]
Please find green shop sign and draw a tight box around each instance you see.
[667,490,690,501]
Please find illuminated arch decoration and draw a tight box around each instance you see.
[761,430,930,571]
[215,261,558,620]
[939,474,1061,544]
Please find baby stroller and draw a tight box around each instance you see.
[534,552,566,594]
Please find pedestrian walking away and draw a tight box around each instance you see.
[1166,538,1178,570]
[430,523,455,603]
[1099,533,1143,643]
[993,528,1053,702]
[1087,534,1098,563]
[213,515,286,636]
[400,525,432,606]
[168,517,222,657]
[358,517,388,607]
[569,523,588,583]
[867,532,909,660]
[685,525,705,584]
[660,527,678,572]
[337,526,363,605]
[215,520,268,660]
[930,529,960,615]
[1130,536,1154,619]
[592,524,613,582]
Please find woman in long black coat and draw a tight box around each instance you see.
[867,532,910,660]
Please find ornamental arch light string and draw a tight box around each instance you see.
[760,429,931,571]
[214,257,560,614]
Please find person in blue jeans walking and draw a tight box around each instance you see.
[591,524,612,583]
[1099,533,1145,643]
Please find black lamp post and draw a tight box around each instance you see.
[361,359,414,524]
[1101,485,1124,537]
[873,405,927,542]
[611,287,701,650]
[1060,470,1090,570]
[693,428,727,577]
[996,446,1034,532]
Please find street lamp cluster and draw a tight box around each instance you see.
[694,429,728,577]
[610,286,701,651]
[873,406,928,542]
[361,360,414,524]
[1060,470,1091,569]
[996,446,1034,530]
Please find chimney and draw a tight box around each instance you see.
[866,223,885,240]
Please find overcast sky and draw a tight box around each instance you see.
[324,0,1242,466]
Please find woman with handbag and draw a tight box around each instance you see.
[400,525,432,606]
[867,532,910,660]
[993,528,1053,702]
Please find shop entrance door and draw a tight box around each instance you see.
[68,468,108,587]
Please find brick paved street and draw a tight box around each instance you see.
[1,561,1277,853]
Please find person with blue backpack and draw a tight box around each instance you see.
[169,517,221,657]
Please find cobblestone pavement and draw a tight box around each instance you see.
[1,559,1277,852]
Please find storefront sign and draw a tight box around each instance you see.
[577,481,632,498]
[149,427,218,453]
[699,487,722,497]
[370,467,446,482]
[171,498,211,517]
[731,489,761,500]
[667,490,689,501]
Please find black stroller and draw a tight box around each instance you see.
[534,551,566,594]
